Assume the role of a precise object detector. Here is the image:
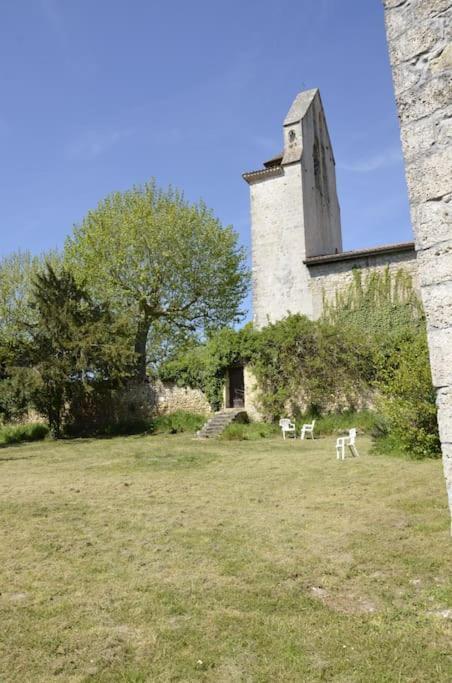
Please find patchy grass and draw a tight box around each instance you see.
[0,434,451,682]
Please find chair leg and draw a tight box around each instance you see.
[342,443,345,460]
[350,444,359,457]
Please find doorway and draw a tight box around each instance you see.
[227,366,245,408]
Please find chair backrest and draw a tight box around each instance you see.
[279,418,291,429]
[349,428,357,443]
[311,419,316,428]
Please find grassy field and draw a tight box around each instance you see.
[0,434,451,682]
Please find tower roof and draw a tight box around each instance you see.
[283,88,319,127]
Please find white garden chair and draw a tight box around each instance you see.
[336,428,359,460]
[279,418,296,440]
[300,419,315,440]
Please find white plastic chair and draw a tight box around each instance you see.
[300,419,315,440]
[336,428,359,460]
[279,418,296,440]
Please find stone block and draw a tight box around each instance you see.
[431,42,452,73]
[422,281,452,329]
[397,76,452,125]
[405,149,452,204]
[427,326,452,387]
[388,23,439,66]
[417,241,452,286]
[390,61,421,95]
[401,112,451,162]
[385,0,451,30]
[413,193,452,249]
[437,387,452,442]
[412,0,452,24]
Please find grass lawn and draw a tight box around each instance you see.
[0,434,451,682]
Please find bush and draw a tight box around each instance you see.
[251,315,371,418]
[374,332,440,459]
[221,422,278,441]
[151,411,205,434]
[0,422,49,445]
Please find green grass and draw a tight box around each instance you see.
[0,433,451,681]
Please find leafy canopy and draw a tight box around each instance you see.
[64,181,250,379]
[17,264,134,437]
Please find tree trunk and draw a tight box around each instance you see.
[134,316,151,382]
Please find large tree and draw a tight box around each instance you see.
[64,181,249,380]
[19,265,134,437]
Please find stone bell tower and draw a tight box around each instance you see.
[243,88,342,327]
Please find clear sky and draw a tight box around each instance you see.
[0,0,412,313]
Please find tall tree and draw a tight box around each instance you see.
[64,181,249,381]
[20,265,134,437]
[0,251,60,421]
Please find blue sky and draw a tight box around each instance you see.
[1,0,412,312]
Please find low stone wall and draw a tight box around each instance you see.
[152,380,210,416]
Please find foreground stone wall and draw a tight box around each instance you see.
[308,250,419,318]
[383,0,452,524]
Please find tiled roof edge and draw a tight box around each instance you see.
[242,166,284,184]
[304,241,415,266]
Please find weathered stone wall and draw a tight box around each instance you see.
[383,0,452,524]
[308,249,419,318]
[243,365,262,421]
[152,380,210,416]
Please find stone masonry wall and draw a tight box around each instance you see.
[308,250,419,318]
[152,380,211,416]
[383,0,452,525]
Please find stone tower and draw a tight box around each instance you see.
[243,88,342,328]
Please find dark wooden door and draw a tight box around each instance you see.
[229,366,245,408]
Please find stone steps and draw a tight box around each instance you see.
[197,409,248,439]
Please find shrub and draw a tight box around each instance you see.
[251,315,371,418]
[151,411,205,434]
[0,422,49,445]
[374,332,440,459]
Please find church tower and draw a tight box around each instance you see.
[243,88,342,327]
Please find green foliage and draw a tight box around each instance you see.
[323,267,422,338]
[64,181,250,380]
[375,332,440,459]
[16,264,135,438]
[251,314,370,418]
[151,411,205,434]
[221,422,278,441]
[322,267,439,458]
[0,366,40,423]
[0,422,49,446]
[323,267,424,378]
